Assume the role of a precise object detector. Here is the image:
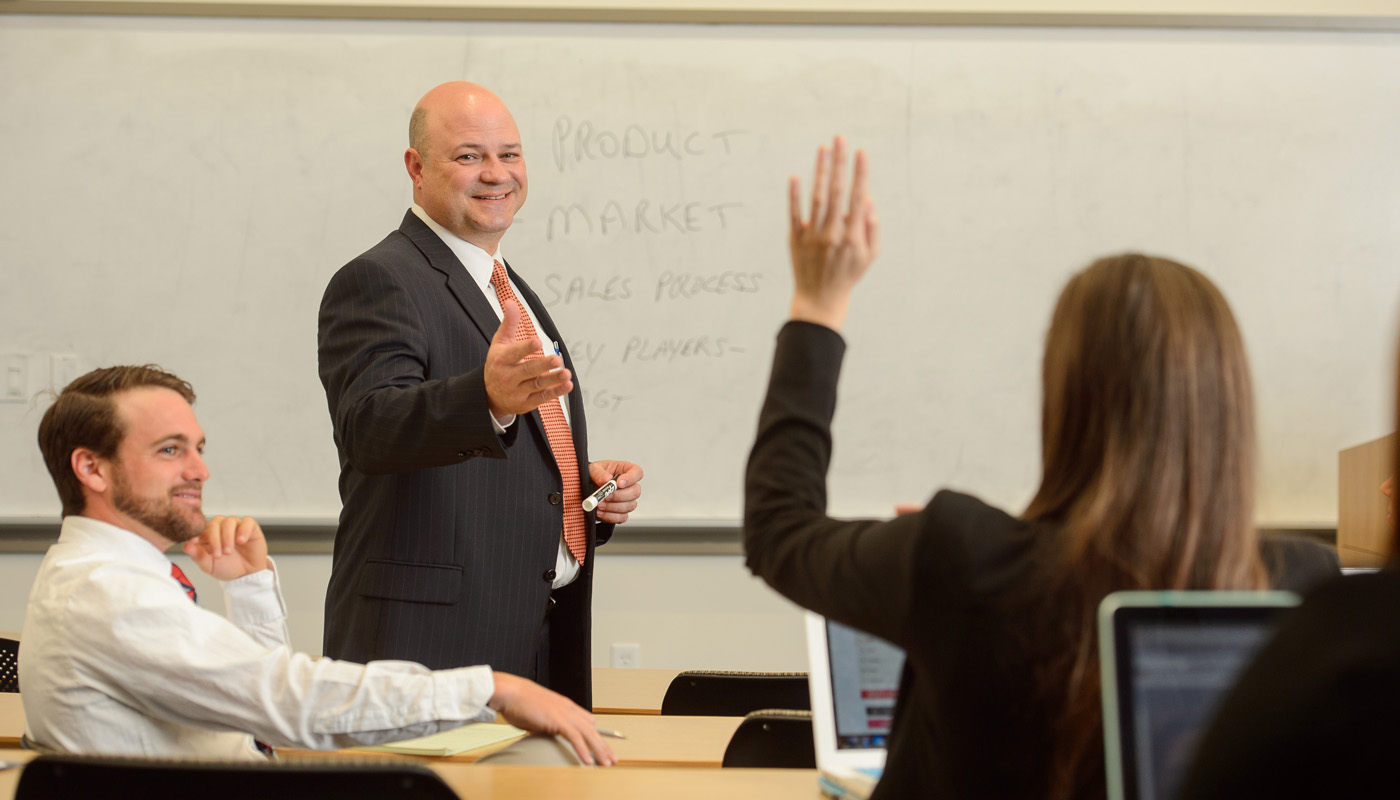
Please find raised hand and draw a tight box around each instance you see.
[787,135,880,332]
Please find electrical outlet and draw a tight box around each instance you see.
[2,354,28,403]
[610,642,641,669]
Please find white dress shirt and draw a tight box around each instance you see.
[20,515,497,760]
[410,204,582,589]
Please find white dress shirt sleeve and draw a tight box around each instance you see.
[221,560,290,650]
[67,559,497,750]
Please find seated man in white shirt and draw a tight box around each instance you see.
[22,364,616,765]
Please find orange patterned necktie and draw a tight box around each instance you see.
[491,260,588,564]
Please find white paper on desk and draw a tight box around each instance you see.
[359,722,526,756]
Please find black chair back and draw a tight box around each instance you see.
[721,709,816,769]
[660,670,809,716]
[0,638,18,693]
[14,755,459,799]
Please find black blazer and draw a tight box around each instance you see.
[317,211,612,706]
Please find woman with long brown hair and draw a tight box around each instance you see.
[742,137,1334,799]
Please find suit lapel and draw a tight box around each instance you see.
[397,211,501,343]
[397,211,589,479]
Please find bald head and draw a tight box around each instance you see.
[409,82,510,155]
[405,81,528,251]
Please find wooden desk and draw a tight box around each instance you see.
[0,750,31,798]
[455,714,741,767]
[536,713,738,768]
[0,749,821,799]
[6,690,738,769]
[591,668,679,715]
[431,762,820,799]
[0,695,21,747]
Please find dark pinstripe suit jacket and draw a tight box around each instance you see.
[316,210,612,707]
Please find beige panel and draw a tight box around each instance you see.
[1338,433,1395,567]
[4,0,1400,27]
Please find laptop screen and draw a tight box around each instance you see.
[824,618,905,750]
[1099,592,1300,800]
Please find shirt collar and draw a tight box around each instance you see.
[411,204,503,296]
[59,514,174,568]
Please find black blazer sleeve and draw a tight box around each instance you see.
[741,321,1006,651]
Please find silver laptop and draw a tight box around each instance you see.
[805,611,906,799]
[1098,590,1300,800]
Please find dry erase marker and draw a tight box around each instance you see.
[549,341,564,374]
[582,476,618,512]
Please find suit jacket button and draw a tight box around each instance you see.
[543,569,557,582]
[548,492,562,505]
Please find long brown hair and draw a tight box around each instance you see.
[1022,254,1268,798]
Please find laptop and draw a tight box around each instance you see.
[805,611,907,799]
[1098,590,1300,800]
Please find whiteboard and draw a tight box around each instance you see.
[1,15,1398,525]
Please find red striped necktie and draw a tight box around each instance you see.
[170,563,198,603]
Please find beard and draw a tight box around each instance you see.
[111,468,205,544]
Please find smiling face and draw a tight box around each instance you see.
[407,82,528,253]
[105,387,209,548]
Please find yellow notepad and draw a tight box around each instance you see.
[361,722,527,756]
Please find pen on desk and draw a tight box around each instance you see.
[596,727,626,740]
[582,475,619,512]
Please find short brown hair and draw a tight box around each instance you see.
[38,365,196,517]
[408,104,429,155]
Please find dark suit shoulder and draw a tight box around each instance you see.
[923,490,1036,557]
[328,229,422,278]
[918,490,1042,602]
[1259,534,1340,594]
[319,228,444,325]
[925,489,1019,528]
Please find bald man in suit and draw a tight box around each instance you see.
[318,81,643,707]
